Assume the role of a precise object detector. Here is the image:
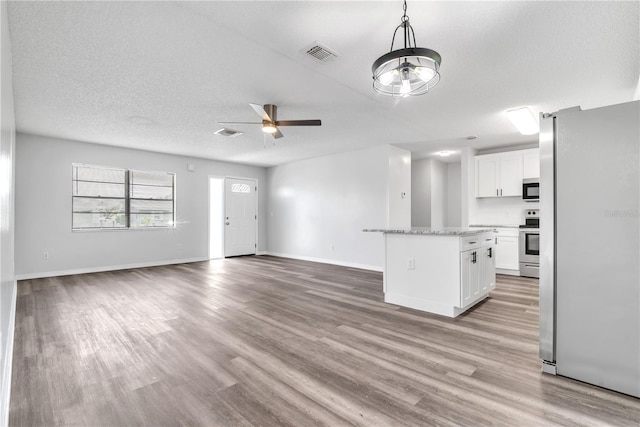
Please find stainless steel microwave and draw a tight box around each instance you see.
[523,178,539,201]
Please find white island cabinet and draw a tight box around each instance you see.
[365,228,496,317]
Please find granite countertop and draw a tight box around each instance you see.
[363,227,495,236]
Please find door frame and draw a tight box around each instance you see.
[208,175,225,259]
[209,175,258,259]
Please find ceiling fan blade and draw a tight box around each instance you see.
[218,121,262,125]
[273,128,284,139]
[249,103,272,122]
[275,120,322,126]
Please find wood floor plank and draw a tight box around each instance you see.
[9,255,640,426]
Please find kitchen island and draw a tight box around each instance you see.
[365,228,496,317]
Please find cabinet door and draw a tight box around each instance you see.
[523,149,540,179]
[495,236,519,270]
[460,250,471,306]
[460,249,479,307]
[483,246,497,291]
[499,154,523,196]
[476,156,499,197]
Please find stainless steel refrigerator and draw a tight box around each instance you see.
[539,100,639,398]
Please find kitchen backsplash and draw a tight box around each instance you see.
[469,196,537,226]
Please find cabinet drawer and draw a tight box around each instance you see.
[461,236,491,250]
[480,235,496,245]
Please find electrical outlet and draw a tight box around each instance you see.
[42,252,49,260]
[176,243,182,250]
[331,244,335,251]
[407,258,415,270]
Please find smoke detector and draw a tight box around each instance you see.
[214,128,243,137]
[301,41,339,63]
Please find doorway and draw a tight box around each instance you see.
[224,177,257,257]
[209,176,257,259]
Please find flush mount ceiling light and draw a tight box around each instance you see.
[507,107,539,135]
[437,150,453,157]
[372,0,442,98]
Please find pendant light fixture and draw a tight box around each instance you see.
[372,0,441,98]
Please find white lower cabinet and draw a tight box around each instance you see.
[495,228,520,272]
[461,242,496,308]
[460,249,478,307]
[481,245,497,292]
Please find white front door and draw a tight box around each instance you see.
[224,178,257,257]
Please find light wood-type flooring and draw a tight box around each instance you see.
[9,255,640,426]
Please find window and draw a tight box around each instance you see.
[129,169,175,228]
[72,164,175,230]
[231,183,251,193]
[72,165,127,229]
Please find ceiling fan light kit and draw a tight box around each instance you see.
[262,122,278,134]
[372,0,441,98]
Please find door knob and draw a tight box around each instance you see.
[225,222,229,225]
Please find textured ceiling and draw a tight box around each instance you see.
[7,1,640,167]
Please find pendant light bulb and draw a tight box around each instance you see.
[379,69,397,86]
[400,77,411,96]
[415,66,436,83]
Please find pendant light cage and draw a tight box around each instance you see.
[372,1,441,98]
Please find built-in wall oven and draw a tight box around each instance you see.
[519,209,539,278]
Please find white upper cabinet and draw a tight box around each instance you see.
[476,156,499,197]
[522,148,540,179]
[499,153,524,196]
[476,151,523,197]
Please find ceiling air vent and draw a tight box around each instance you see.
[301,41,339,63]
[214,128,243,137]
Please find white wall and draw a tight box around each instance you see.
[0,1,16,422]
[411,157,452,228]
[15,133,268,278]
[460,147,475,227]
[430,159,447,228]
[411,158,431,227]
[267,144,410,271]
[446,162,462,227]
[386,145,412,229]
[470,197,532,226]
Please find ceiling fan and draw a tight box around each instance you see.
[219,103,321,139]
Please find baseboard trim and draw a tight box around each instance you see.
[1,279,17,426]
[15,257,210,280]
[265,252,383,272]
[496,268,520,276]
